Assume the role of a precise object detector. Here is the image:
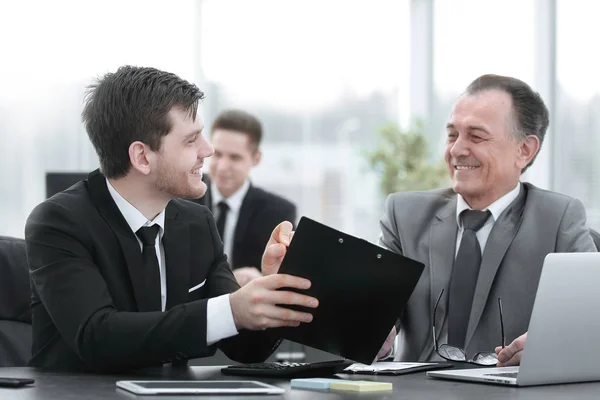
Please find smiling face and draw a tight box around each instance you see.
[445,89,532,209]
[151,106,214,199]
[209,129,261,198]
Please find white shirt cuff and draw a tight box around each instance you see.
[206,294,239,346]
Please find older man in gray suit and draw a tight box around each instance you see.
[376,74,596,367]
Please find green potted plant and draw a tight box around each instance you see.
[364,120,448,196]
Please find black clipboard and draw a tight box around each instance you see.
[276,217,424,365]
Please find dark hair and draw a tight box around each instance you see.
[211,109,263,150]
[465,74,549,171]
[82,65,205,178]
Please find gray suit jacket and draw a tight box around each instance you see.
[380,182,597,362]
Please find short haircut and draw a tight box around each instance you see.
[211,109,262,150]
[465,74,549,170]
[82,65,205,178]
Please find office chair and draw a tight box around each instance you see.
[590,228,600,251]
[45,172,88,198]
[0,236,32,366]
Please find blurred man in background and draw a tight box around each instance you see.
[194,110,297,286]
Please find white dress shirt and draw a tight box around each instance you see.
[106,179,238,345]
[211,179,250,260]
[455,182,521,256]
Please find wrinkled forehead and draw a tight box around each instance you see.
[450,89,515,130]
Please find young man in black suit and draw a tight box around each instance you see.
[24,66,318,372]
[194,110,296,286]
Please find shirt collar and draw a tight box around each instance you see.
[211,179,251,214]
[106,179,166,238]
[456,182,521,228]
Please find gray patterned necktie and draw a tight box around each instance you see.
[448,209,491,347]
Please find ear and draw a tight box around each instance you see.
[252,149,262,167]
[516,135,540,170]
[129,141,153,175]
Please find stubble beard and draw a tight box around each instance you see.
[154,160,206,200]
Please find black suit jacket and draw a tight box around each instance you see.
[25,170,279,372]
[194,176,297,270]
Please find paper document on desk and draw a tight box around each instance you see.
[344,362,452,375]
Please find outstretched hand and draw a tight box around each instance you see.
[262,221,294,276]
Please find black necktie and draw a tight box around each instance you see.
[448,209,491,347]
[216,201,230,240]
[136,225,162,312]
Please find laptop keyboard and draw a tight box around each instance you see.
[485,372,518,378]
[221,360,353,378]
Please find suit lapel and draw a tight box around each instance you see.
[86,169,149,311]
[422,197,458,359]
[163,206,191,310]
[465,184,528,346]
[201,175,213,210]
[233,185,257,263]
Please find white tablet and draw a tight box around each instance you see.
[116,380,285,395]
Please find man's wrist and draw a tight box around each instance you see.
[206,294,239,345]
[379,346,394,360]
[378,334,397,361]
[228,292,241,330]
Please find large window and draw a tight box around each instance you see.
[431,0,535,154]
[555,0,600,229]
[0,0,198,237]
[2,0,598,238]
[200,0,410,241]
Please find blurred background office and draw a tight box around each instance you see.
[1,0,599,240]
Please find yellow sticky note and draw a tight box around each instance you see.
[329,380,393,392]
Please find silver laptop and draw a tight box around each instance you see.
[428,252,600,386]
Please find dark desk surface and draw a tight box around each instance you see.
[1,366,600,400]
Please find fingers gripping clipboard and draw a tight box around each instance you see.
[276,217,424,365]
